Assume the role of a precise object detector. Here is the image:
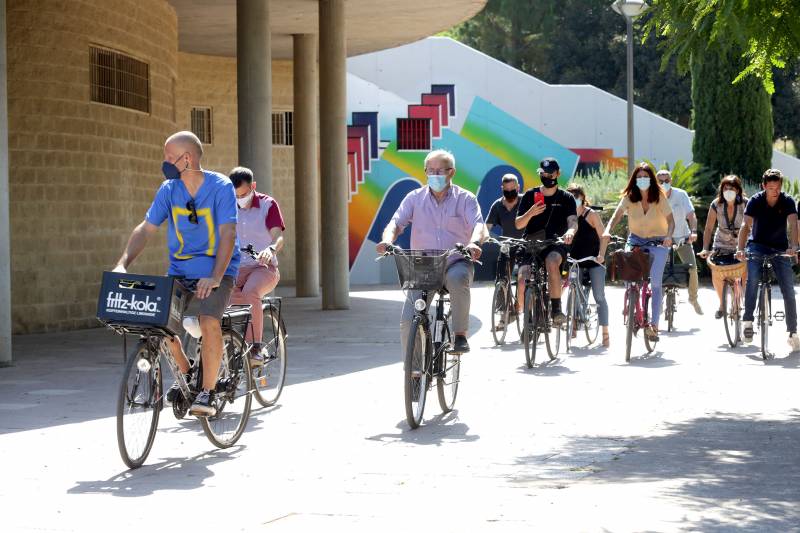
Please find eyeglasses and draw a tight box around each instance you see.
[424,167,453,175]
[186,199,198,224]
[658,179,671,184]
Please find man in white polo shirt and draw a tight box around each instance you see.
[228,166,285,365]
[657,169,703,315]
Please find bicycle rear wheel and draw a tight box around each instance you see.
[252,306,288,407]
[722,281,737,348]
[201,330,252,448]
[643,292,658,353]
[491,281,510,345]
[117,339,163,469]
[624,287,635,363]
[437,322,459,412]
[760,286,771,361]
[584,291,600,346]
[523,286,540,368]
[545,297,560,360]
[404,318,430,428]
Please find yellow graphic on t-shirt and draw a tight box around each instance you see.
[171,207,216,260]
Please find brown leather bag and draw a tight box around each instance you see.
[610,248,652,282]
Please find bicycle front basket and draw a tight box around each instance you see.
[393,249,449,291]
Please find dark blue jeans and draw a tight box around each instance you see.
[743,243,797,333]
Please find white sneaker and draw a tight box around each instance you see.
[788,333,800,352]
[743,321,754,343]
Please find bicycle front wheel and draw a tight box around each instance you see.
[625,287,635,363]
[491,281,510,345]
[722,281,737,348]
[201,330,253,448]
[523,286,539,368]
[760,286,771,361]
[404,318,430,429]
[252,306,288,407]
[116,339,163,469]
[565,283,576,352]
[437,322,459,412]
[545,297,560,360]
[666,289,675,332]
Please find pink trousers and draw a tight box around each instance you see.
[230,263,280,343]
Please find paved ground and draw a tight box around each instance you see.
[2,283,800,532]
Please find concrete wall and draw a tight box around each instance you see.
[7,0,178,332]
[175,54,297,288]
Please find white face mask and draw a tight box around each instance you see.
[237,189,254,208]
[723,190,737,202]
[636,177,651,190]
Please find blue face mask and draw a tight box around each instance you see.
[636,177,651,190]
[428,174,447,193]
[162,152,188,180]
[660,182,671,193]
[574,197,583,208]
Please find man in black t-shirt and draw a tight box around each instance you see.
[736,168,799,350]
[515,158,577,324]
[486,174,526,321]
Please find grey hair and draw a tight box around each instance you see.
[656,169,671,177]
[424,149,455,170]
[501,173,519,184]
[165,130,204,159]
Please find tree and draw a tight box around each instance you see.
[644,0,800,94]
[690,39,773,182]
[772,61,800,153]
[449,0,692,126]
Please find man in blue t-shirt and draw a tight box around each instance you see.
[736,168,800,351]
[113,131,240,416]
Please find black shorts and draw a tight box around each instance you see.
[521,244,568,267]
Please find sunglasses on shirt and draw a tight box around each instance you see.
[186,200,198,224]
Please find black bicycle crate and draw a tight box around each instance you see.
[662,263,691,288]
[97,271,189,335]
[394,249,449,291]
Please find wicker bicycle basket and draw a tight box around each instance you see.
[706,256,746,281]
[393,249,449,291]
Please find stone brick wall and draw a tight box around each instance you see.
[176,55,297,285]
[7,0,178,333]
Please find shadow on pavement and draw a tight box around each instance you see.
[512,411,800,531]
[1,289,481,435]
[68,446,245,496]
[366,411,480,446]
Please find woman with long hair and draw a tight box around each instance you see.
[604,162,676,341]
[698,175,748,318]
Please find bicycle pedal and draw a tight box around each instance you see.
[774,311,785,322]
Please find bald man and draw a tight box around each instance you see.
[113,130,240,417]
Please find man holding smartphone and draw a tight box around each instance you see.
[515,158,578,325]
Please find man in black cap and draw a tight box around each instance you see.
[515,158,578,324]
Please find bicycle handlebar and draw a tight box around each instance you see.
[376,243,483,265]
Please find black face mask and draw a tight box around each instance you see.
[503,190,518,201]
[540,177,558,189]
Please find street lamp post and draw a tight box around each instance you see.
[612,0,649,177]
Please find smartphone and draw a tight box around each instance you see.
[534,191,544,205]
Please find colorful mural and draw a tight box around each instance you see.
[346,82,625,283]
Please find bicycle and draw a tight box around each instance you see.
[98,272,254,469]
[521,238,563,368]
[182,244,288,408]
[744,251,794,360]
[377,244,476,429]
[662,242,691,333]
[701,252,745,348]
[613,237,661,362]
[486,236,528,345]
[563,254,602,352]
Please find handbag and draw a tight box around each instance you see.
[610,248,652,282]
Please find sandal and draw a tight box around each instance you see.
[602,332,610,347]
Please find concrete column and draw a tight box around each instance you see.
[319,0,349,309]
[236,0,272,193]
[293,34,320,297]
[0,0,10,365]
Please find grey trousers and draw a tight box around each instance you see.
[675,242,699,301]
[399,260,474,358]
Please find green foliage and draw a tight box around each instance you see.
[568,165,629,208]
[772,61,800,147]
[642,159,718,197]
[690,39,773,183]
[449,0,693,126]
[643,0,800,95]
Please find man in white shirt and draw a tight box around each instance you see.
[657,169,703,315]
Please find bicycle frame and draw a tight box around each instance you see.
[413,289,452,379]
[623,280,653,330]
